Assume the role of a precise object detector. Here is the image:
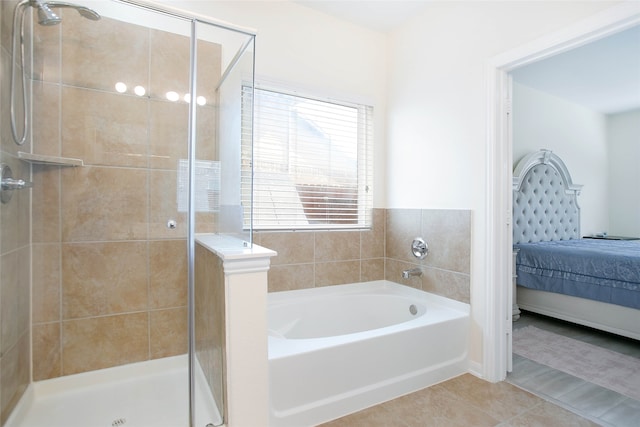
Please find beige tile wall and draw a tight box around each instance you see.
[258,208,471,305]
[254,208,386,292]
[386,208,471,303]
[1,1,31,423]
[194,243,226,418]
[29,13,219,381]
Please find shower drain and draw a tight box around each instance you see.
[111,418,126,427]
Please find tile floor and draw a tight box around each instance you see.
[320,312,640,427]
[508,312,640,427]
[319,372,597,426]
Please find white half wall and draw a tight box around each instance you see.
[607,109,640,237]
[512,82,609,236]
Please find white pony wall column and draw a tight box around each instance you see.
[196,235,276,427]
[224,257,274,427]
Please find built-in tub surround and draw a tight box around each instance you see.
[256,208,471,305]
[386,209,471,304]
[269,281,470,426]
[27,12,221,382]
[253,208,386,292]
[259,208,471,426]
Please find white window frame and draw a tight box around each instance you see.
[241,84,373,231]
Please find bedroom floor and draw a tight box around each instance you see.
[508,311,640,427]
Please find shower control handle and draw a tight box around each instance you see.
[1,163,33,204]
[1,177,33,190]
[411,237,428,259]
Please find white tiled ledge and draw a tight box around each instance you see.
[195,233,276,262]
[18,151,83,167]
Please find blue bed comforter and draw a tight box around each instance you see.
[514,239,640,310]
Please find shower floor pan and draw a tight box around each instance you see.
[7,355,221,427]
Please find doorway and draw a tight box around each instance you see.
[484,1,640,383]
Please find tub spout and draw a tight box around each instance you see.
[402,268,422,279]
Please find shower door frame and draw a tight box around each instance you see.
[113,2,257,425]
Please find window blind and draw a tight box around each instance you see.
[241,86,373,230]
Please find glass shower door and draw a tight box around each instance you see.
[0,2,31,422]
[1,0,255,425]
[191,18,256,426]
[24,2,196,425]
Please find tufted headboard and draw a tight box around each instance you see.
[512,149,583,244]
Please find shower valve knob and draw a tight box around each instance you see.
[411,237,428,259]
[2,177,32,190]
[167,219,177,229]
[1,164,33,204]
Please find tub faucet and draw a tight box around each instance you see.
[402,267,422,279]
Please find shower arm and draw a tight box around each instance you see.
[42,1,77,7]
[45,2,89,11]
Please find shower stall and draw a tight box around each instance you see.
[0,0,255,425]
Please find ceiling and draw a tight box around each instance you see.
[293,0,430,32]
[511,25,640,115]
[294,1,640,115]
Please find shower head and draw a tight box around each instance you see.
[76,6,101,21]
[35,2,61,25]
[30,0,101,25]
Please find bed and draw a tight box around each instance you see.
[512,149,640,340]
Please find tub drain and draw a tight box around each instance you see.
[111,418,126,427]
[409,304,417,315]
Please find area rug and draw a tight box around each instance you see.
[512,325,640,401]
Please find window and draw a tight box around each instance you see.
[241,87,373,230]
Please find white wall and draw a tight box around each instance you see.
[512,82,609,236]
[149,0,622,372]
[386,1,617,366]
[607,109,640,236]
[152,0,389,208]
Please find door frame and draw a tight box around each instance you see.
[484,1,640,382]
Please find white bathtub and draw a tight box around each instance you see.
[268,280,470,427]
